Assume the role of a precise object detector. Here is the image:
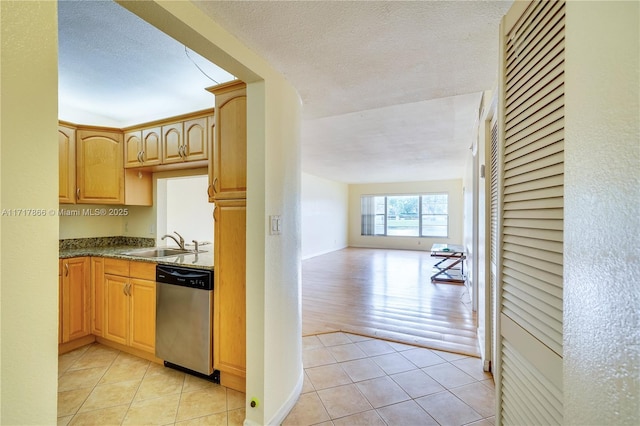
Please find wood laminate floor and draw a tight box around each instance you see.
[302,248,479,357]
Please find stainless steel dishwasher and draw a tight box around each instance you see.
[155,264,217,381]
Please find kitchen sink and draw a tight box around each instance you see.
[119,247,195,258]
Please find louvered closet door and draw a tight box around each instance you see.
[489,112,499,372]
[498,1,564,425]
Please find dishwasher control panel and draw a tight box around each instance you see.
[156,265,213,290]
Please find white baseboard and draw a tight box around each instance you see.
[301,245,348,260]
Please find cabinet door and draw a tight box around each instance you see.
[124,131,142,168]
[184,117,207,161]
[142,127,162,166]
[212,85,247,200]
[129,278,156,353]
[162,122,184,164]
[91,258,105,336]
[76,129,124,204]
[104,274,129,346]
[64,257,91,342]
[58,125,76,204]
[213,200,246,378]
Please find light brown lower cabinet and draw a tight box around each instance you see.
[213,199,246,392]
[91,257,104,336]
[102,259,156,354]
[60,257,91,343]
[59,257,95,354]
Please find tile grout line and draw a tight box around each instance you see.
[297,331,494,426]
[120,353,154,426]
[69,344,122,422]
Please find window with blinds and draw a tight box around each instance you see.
[360,194,449,237]
[499,0,565,424]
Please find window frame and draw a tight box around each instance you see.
[361,193,449,238]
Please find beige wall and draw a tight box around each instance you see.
[58,204,127,239]
[348,179,464,251]
[0,1,60,423]
[301,173,349,259]
[564,2,639,424]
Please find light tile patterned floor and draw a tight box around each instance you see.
[57,344,245,425]
[58,333,495,425]
[285,332,495,426]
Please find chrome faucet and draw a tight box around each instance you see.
[191,240,211,252]
[161,231,185,250]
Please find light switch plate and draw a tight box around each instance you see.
[269,215,282,235]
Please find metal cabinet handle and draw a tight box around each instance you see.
[141,150,145,162]
[213,205,217,221]
[76,188,80,200]
[123,283,127,296]
[64,263,69,277]
[207,183,214,198]
[213,177,218,194]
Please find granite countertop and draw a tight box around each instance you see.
[59,237,213,270]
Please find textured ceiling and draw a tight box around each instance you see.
[58,0,513,184]
[58,0,235,127]
[194,0,513,183]
[302,92,482,183]
[195,1,510,120]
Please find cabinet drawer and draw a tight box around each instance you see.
[104,258,129,276]
[130,261,156,280]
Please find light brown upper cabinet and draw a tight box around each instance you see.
[58,124,76,204]
[162,116,209,164]
[161,122,184,164]
[207,80,247,201]
[124,127,161,168]
[76,128,124,204]
[184,117,208,162]
[60,109,211,206]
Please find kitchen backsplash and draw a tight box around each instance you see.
[59,236,155,250]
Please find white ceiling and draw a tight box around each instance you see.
[57,0,235,127]
[58,0,513,184]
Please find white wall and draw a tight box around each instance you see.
[136,167,210,243]
[563,2,639,424]
[301,173,348,259]
[348,179,464,251]
[164,175,213,245]
[462,148,475,298]
[0,1,59,423]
